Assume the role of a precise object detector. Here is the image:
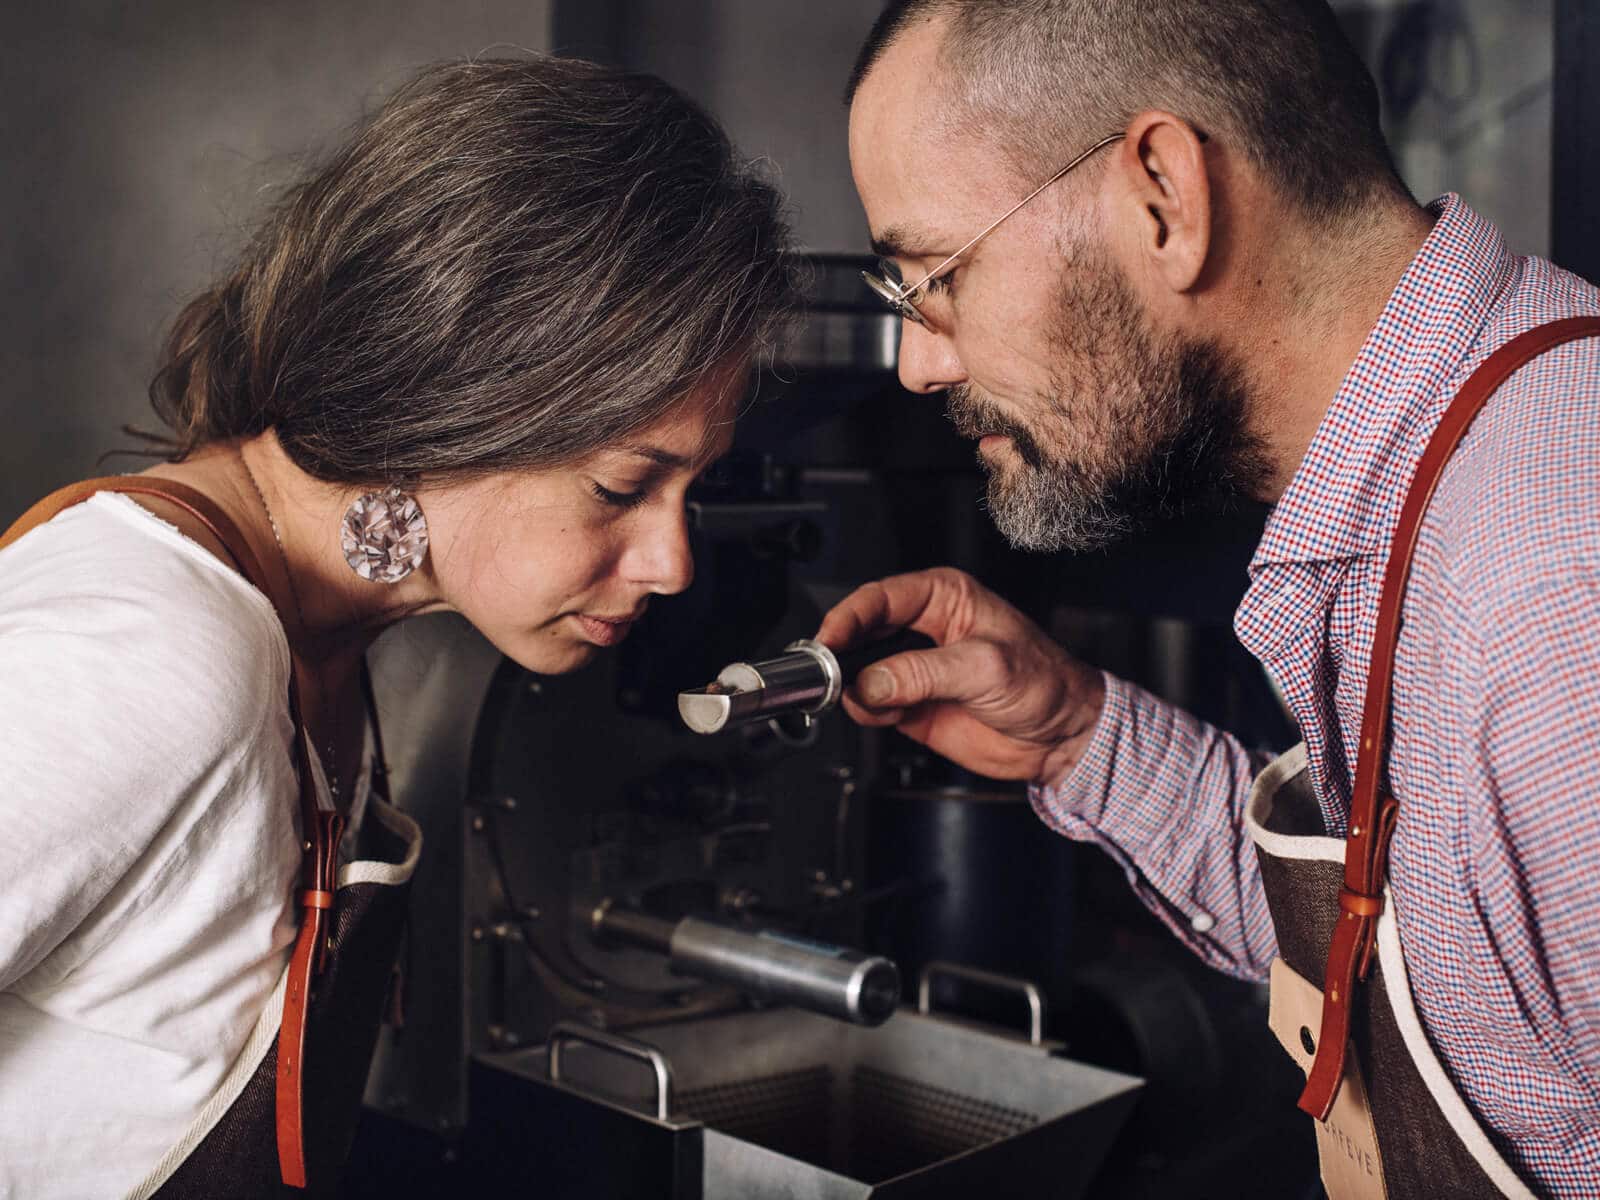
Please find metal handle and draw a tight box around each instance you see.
[916,961,1046,1046]
[546,1021,674,1120]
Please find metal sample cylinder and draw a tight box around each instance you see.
[593,904,900,1026]
[678,630,936,735]
[677,638,841,735]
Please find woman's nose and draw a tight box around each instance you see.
[625,504,696,596]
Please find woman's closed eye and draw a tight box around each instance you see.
[591,481,649,510]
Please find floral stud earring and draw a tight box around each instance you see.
[340,485,429,583]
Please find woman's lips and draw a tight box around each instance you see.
[573,613,637,646]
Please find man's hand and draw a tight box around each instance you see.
[816,567,1105,786]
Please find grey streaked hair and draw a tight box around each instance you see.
[848,0,1410,224]
[147,56,800,482]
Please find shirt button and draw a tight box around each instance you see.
[1191,911,1216,934]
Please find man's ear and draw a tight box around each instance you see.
[1115,110,1212,294]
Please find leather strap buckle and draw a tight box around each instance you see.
[1337,888,1383,918]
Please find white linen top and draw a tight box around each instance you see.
[0,491,363,1199]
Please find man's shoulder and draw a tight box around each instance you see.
[1427,275,1600,619]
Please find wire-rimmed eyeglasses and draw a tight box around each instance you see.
[861,132,1125,327]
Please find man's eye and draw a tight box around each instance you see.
[592,482,648,510]
[925,269,957,294]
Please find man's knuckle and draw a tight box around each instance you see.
[972,640,1010,682]
[899,653,935,699]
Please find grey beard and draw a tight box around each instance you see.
[985,451,1135,552]
[946,299,1268,554]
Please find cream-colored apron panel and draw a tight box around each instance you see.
[1269,957,1389,1200]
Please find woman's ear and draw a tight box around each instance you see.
[1114,111,1212,294]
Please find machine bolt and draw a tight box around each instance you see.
[521,905,542,921]
[470,814,486,833]
[470,922,486,943]
[497,796,519,812]
[527,680,543,695]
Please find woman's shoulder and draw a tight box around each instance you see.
[0,490,290,728]
[0,489,302,1006]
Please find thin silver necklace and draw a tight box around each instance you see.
[239,452,341,801]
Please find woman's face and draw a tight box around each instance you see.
[419,397,732,674]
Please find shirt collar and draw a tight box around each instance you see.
[1249,194,1518,570]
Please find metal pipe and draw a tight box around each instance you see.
[592,904,901,1026]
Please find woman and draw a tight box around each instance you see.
[0,56,796,1197]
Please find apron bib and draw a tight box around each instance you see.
[1249,319,1600,1196]
[135,798,419,1199]
[1247,747,1531,1200]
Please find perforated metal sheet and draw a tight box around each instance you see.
[676,1061,1039,1184]
[848,1065,1038,1182]
[679,1065,833,1167]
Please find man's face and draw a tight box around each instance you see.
[943,243,1267,551]
[849,18,1267,552]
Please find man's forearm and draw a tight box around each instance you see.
[1029,671,1280,980]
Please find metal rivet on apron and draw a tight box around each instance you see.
[1300,1026,1316,1055]
[1331,988,1340,1003]
[1351,825,1362,837]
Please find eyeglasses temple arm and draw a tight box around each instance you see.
[898,133,1126,298]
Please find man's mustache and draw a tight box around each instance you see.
[944,385,1048,471]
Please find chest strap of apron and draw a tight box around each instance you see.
[0,476,338,1189]
[1298,315,1600,1122]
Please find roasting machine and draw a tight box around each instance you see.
[351,258,1146,1198]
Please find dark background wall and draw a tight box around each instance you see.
[0,0,1567,526]
[1,1,552,526]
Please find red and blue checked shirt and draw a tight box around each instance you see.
[1031,194,1600,1195]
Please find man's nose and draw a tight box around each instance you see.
[896,318,966,395]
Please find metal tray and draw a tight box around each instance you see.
[466,983,1140,1199]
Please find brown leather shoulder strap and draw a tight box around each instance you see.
[2,474,335,1189]
[1,476,267,587]
[1299,315,1600,1120]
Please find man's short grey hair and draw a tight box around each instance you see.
[848,0,1410,224]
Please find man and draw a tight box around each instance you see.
[821,1,1600,1195]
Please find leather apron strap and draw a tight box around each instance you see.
[0,475,337,1189]
[1299,316,1600,1121]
